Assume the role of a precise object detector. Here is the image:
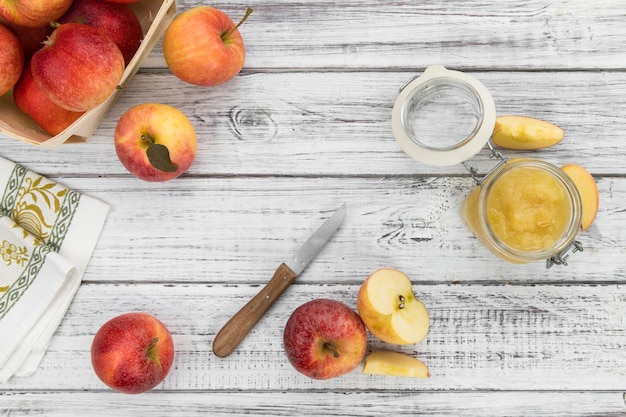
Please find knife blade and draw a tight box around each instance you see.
[212,204,346,358]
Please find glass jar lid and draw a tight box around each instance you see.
[391,65,496,166]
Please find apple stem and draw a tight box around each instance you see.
[323,343,340,358]
[147,337,161,363]
[222,7,253,40]
[398,295,405,309]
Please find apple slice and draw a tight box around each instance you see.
[357,268,429,345]
[561,164,599,231]
[492,115,564,150]
[362,350,430,378]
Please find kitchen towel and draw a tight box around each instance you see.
[0,156,109,383]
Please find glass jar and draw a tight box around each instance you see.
[461,158,582,266]
[391,65,583,267]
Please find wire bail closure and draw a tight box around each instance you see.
[462,141,509,187]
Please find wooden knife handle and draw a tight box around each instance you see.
[212,263,298,358]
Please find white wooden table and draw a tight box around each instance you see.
[2,0,626,415]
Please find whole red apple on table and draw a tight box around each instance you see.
[163,6,252,86]
[13,61,84,135]
[114,103,197,182]
[283,298,367,380]
[0,0,71,27]
[59,0,144,65]
[91,312,175,394]
[30,22,125,112]
[0,22,23,96]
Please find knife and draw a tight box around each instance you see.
[212,204,346,358]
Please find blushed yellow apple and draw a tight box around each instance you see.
[362,350,430,378]
[357,268,429,345]
[492,115,564,150]
[561,164,599,231]
[114,103,197,182]
[163,6,252,87]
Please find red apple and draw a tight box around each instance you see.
[283,299,367,380]
[13,61,84,135]
[3,22,52,59]
[31,23,125,112]
[163,6,252,86]
[104,0,139,3]
[0,0,72,27]
[59,0,144,65]
[91,312,175,394]
[0,22,24,96]
[114,103,197,182]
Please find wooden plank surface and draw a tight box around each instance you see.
[1,0,625,415]
[2,391,626,417]
[1,71,624,176]
[142,0,626,71]
[41,176,623,284]
[1,283,626,391]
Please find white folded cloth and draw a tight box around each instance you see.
[0,156,109,382]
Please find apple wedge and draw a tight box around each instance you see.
[362,350,430,378]
[561,164,599,231]
[357,268,430,345]
[492,115,564,150]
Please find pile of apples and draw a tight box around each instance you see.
[0,0,144,135]
[1,0,252,183]
[283,268,431,380]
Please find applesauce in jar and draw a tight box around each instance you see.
[462,159,582,264]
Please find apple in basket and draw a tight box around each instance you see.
[91,312,175,394]
[0,22,23,96]
[2,20,53,60]
[163,6,252,86]
[283,299,367,380]
[58,0,144,65]
[13,61,84,135]
[0,0,72,27]
[30,23,125,112]
[114,103,197,182]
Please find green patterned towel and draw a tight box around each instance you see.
[0,156,109,383]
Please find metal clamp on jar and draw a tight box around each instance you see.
[391,65,583,268]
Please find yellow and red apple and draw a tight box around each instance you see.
[362,350,430,378]
[0,0,72,27]
[114,103,197,182]
[562,164,599,231]
[357,268,430,345]
[91,312,175,394]
[31,23,125,112]
[163,6,252,87]
[492,115,564,150]
[0,22,23,96]
[283,298,367,380]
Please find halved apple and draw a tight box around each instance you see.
[362,350,430,378]
[356,268,430,344]
[561,164,599,231]
[492,115,564,150]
